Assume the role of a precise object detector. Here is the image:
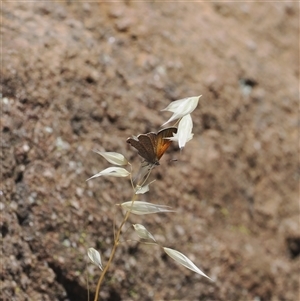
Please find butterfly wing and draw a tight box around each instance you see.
[127,134,157,164]
[153,127,177,161]
[127,127,177,165]
[137,134,157,164]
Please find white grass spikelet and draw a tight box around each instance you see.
[168,114,194,148]
[133,224,156,241]
[94,151,128,166]
[121,201,174,215]
[86,167,130,181]
[163,247,212,280]
[161,95,201,126]
[135,184,150,194]
[87,248,103,270]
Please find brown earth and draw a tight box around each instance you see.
[1,2,299,301]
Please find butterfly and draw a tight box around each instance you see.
[127,127,177,166]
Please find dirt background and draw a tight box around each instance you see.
[1,1,299,301]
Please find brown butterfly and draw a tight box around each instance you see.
[127,127,177,165]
